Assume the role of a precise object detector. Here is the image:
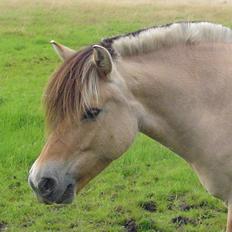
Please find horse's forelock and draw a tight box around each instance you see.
[44,46,100,130]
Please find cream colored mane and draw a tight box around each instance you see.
[108,22,232,57]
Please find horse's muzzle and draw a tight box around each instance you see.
[28,173,75,204]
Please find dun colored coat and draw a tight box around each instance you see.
[29,22,232,231]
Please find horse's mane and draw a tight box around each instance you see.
[45,22,232,129]
[101,21,232,57]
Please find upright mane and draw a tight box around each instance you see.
[44,46,100,129]
[101,22,232,57]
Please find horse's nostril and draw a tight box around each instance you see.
[38,177,57,196]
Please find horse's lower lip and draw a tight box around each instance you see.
[39,184,75,205]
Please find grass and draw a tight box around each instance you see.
[0,0,231,231]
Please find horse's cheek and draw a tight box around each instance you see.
[102,118,138,160]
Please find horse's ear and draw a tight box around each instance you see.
[93,45,112,75]
[50,40,76,61]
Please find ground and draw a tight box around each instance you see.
[0,0,231,231]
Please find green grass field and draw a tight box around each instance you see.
[1,1,232,231]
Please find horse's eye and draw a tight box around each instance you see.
[83,108,101,120]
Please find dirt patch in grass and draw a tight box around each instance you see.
[167,193,212,212]
[179,203,194,211]
[139,201,157,212]
[0,221,7,231]
[124,219,137,232]
[172,216,190,226]
[172,216,196,227]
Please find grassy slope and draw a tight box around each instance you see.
[0,1,232,231]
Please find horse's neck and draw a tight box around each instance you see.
[116,47,188,155]
[116,44,232,162]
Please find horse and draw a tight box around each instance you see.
[28,21,232,231]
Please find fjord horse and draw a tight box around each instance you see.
[29,22,232,231]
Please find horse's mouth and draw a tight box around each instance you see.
[56,184,75,204]
[39,184,75,205]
